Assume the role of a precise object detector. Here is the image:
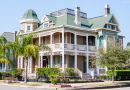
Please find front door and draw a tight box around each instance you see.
[43,60,46,68]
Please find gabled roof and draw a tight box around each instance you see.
[1,32,15,42]
[36,14,113,31]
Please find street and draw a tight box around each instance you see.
[0,84,130,90]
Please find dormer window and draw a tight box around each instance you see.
[27,26,30,31]
[44,23,49,28]
[111,26,115,30]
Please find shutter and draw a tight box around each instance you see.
[58,56,60,67]
[71,33,74,44]
[83,36,86,45]
[69,56,71,67]
[0,63,2,69]
[53,56,55,67]
[60,33,62,43]
[93,37,95,46]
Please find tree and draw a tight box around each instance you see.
[0,36,10,68]
[96,42,130,83]
[12,33,50,83]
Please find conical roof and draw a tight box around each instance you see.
[22,9,39,20]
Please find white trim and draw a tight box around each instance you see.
[20,19,40,24]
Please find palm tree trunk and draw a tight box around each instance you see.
[112,67,114,83]
[24,59,27,83]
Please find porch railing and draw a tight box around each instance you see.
[46,43,96,51]
[77,44,87,51]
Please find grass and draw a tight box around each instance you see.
[9,83,42,86]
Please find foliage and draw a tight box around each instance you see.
[96,74,109,80]
[12,68,24,77]
[1,72,12,77]
[107,70,130,80]
[36,68,61,77]
[49,75,60,85]
[66,68,78,77]
[96,42,130,82]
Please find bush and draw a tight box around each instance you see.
[12,68,24,77]
[107,70,130,80]
[36,68,61,78]
[96,74,109,80]
[49,75,60,85]
[66,68,78,77]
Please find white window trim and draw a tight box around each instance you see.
[25,24,33,32]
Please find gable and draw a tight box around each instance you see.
[41,15,50,23]
[109,18,115,24]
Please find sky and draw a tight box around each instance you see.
[0,0,129,47]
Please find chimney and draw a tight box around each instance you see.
[105,4,110,16]
[75,5,81,25]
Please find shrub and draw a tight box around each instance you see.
[107,70,130,80]
[12,68,24,77]
[66,68,78,77]
[49,75,60,85]
[36,68,61,77]
[96,74,109,80]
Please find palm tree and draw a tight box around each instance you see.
[0,35,10,69]
[12,33,50,83]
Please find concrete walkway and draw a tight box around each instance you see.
[0,80,130,90]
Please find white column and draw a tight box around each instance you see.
[21,57,23,68]
[86,34,88,51]
[40,55,43,68]
[95,35,98,51]
[30,56,32,73]
[105,35,107,51]
[50,32,53,44]
[38,55,41,68]
[74,32,77,50]
[39,34,41,45]
[62,27,65,72]
[87,54,89,73]
[18,57,19,68]
[50,55,53,68]
[75,53,77,69]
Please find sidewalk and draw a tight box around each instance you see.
[0,80,130,90]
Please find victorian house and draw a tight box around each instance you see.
[17,4,123,79]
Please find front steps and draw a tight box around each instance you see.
[22,73,36,80]
[82,73,92,79]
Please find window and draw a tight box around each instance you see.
[27,26,30,31]
[44,23,49,28]
[69,56,74,68]
[119,39,122,46]
[107,25,111,29]
[111,26,115,30]
[43,37,45,44]
[60,33,62,43]
[104,24,107,28]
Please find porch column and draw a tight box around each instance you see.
[62,27,65,72]
[21,57,23,68]
[40,55,43,68]
[50,32,53,44]
[38,55,41,68]
[75,53,77,69]
[50,55,53,68]
[87,54,89,73]
[39,34,41,45]
[95,35,98,51]
[30,56,32,73]
[105,35,107,51]
[18,57,19,68]
[74,32,77,50]
[86,34,88,51]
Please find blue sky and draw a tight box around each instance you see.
[0,0,129,47]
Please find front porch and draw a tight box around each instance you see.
[17,53,98,79]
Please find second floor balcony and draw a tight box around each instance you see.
[33,32,97,52]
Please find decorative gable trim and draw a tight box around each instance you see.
[41,15,51,23]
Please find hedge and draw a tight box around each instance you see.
[36,68,61,77]
[106,70,130,80]
[66,68,78,77]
